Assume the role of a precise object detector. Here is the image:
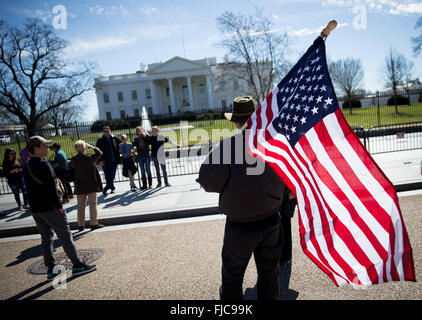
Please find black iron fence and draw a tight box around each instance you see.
[0,89,421,194]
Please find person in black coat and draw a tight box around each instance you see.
[198,96,286,300]
[95,126,121,195]
[2,148,28,211]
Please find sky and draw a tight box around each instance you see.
[0,0,421,121]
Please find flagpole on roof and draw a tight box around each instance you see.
[320,20,337,39]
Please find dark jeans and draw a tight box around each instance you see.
[138,155,152,179]
[221,212,282,300]
[152,157,168,184]
[32,209,82,270]
[55,168,73,198]
[8,177,27,207]
[103,163,118,191]
[280,212,292,264]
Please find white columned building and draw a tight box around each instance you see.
[94,56,259,120]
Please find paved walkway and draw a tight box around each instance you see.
[0,190,421,300]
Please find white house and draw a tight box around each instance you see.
[94,56,261,120]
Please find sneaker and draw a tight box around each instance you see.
[165,183,171,187]
[47,266,67,281]
[68,195,74,199]
[156,183,162,188]
[23,205,30,210]
[19,207,24,211]
[102,188,108,195]
[90,224,105,231]
[62,198,69,204]
[72,262,97,276]
[110,189,115,194]
[78,226,85,232]
[131,186,137,192]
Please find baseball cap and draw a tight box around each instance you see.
[28,136,53,149]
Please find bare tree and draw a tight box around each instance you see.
[0,19,94,137]
[381,47,406,114]
[412,16,422,56]
[328,58,364,115]
[216,8,291,105]
[402,59,414,105]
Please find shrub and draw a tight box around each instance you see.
[342,99,362,109]
[387,95,410,106]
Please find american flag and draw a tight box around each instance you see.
[246,36,416,286]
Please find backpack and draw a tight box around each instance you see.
[26,163,65,198]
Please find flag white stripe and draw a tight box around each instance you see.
[323,113,405,281]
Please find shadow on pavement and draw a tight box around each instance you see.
[243,263,299,300]
[6,275,80,300]
[4,232,86,268]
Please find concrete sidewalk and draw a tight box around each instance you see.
[0,148,421,237]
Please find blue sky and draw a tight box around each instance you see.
[0,0,421,121]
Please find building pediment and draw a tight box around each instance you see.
[147,56,210,75]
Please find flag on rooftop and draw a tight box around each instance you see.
[246,36,416,286]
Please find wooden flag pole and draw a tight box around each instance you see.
[320,20,337,38]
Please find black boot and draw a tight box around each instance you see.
[148,177,153,189]
[141,177,147,190]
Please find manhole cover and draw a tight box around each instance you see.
[27,248,103,275]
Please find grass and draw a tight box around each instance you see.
[0,102,421,165]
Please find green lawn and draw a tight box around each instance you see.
[1,102,421,165]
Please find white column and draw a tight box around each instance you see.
[206,75,214,110]
[186,76,195,112]
[150,80,158,114]
[168,78,176,114]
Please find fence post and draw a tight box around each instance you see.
[376,91,380,126]
[75,121,80,140]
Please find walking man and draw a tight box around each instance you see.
[96,126,121,195]
[198,96,286,300]
[23,136,97,281]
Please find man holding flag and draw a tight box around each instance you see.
[198,96,287,300]
[199,21,415,298]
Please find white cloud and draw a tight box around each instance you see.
[322,0,422,15]
[85,4,130,16]
[288,22,348,37]
[137,6,159,16]
[388,2,422,14]
[66,35,137,56]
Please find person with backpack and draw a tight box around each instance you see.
[23,136,97,281]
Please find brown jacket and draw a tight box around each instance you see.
[198,131,286,222]
[70,148,103,195]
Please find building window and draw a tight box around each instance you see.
[131,90,137,100]
[183,85,188,96]
[166,87,170,97]
[145,88,151,99]
[199,84,205,94]
[233,80,239,90]
[120,110,126,119]
[106,112,112,121]
[104,93,110,103]
[134,108,139,118]
[118,91,123,102]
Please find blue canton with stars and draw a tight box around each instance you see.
[272,36,338,147]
